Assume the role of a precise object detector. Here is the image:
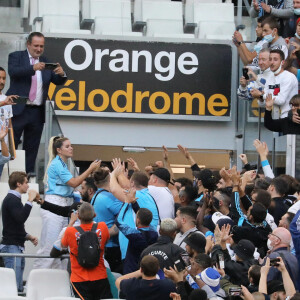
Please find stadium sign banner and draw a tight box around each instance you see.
[45,37,233,121]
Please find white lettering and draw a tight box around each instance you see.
[154,51,175,81]
[132,50,152,73]
[178,52,198,75]
[64,41,199,81]
[109,50,129,72]
[95,49,109,71]
[64,40,93,71]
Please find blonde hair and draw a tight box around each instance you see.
[43,136,69,184]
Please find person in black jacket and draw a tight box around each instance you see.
[0,172,38,292]
[264,93,300,135]
[140,218,186,275]
[211,224,258,287]
[116,203,158,274]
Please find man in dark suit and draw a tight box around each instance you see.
[6,32,67,174]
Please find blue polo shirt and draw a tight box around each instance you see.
[45,155,73,197]
[91,188,123,247]
[119,188,159,259]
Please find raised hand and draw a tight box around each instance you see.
[239,153,248,165]
[162,145,169,161]
[89,159,101,172]
[253,139,269,159]
[124,188,138,204]
[127,158,140,171]
[242,170,257,183]
[265,93,275,111]
[177,144,190,159]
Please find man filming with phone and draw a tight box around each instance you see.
[6,32,67,175]
[237,49,274,102]
[263,227,299,290]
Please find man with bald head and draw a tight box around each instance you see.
[265,227,299,290]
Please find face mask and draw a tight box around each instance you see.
[295,32,300,39]
[264,32,275,43]
[294,8,300,15]
[254,44,263,54]
[274,62,282,75]
[267,239,273,250]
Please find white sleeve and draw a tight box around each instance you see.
[261,159,275,179]
[288,201,300,214]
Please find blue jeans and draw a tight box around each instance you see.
[0,245,25,292]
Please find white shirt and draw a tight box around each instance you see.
[0,94,13,151]
[173,226,204,250]
[262,70,298,118]
[27,50,43,106]
[266,213,277,230]
[288,200,300,214]
[148,185,175,220]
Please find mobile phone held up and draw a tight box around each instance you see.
[242,68,249,80]
[44,63,58,70]
[174,253,191,272]
[270,258,280,267]
[228,287,242,297]
[297,108,300,116]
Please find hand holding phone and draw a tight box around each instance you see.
[242,68,249,80]
[229,287,242,296]
[44,63,59,70]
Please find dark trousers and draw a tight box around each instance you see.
[12,106,44,173]
[72,278,112,300]
[105,246,123,274]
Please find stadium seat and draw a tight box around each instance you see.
[0,7,22,33]
[26,269,72,300]
[185,2,235,35]
[134,0,183,35]
[30,0,90,34]
[146,19,184,37]
[0,268,19,297]
[82,0,138,36]
[42,15,91,34]
[197,21,236,40]
[82,0,131,21]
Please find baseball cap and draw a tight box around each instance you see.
[151,168,172,184]
[212,212,231,225]
[233,239,255,261]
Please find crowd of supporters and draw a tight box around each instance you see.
[1,136,300,300]
[235,1,300,134]
[0,1,300,299]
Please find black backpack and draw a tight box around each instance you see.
[74,223,101,268]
